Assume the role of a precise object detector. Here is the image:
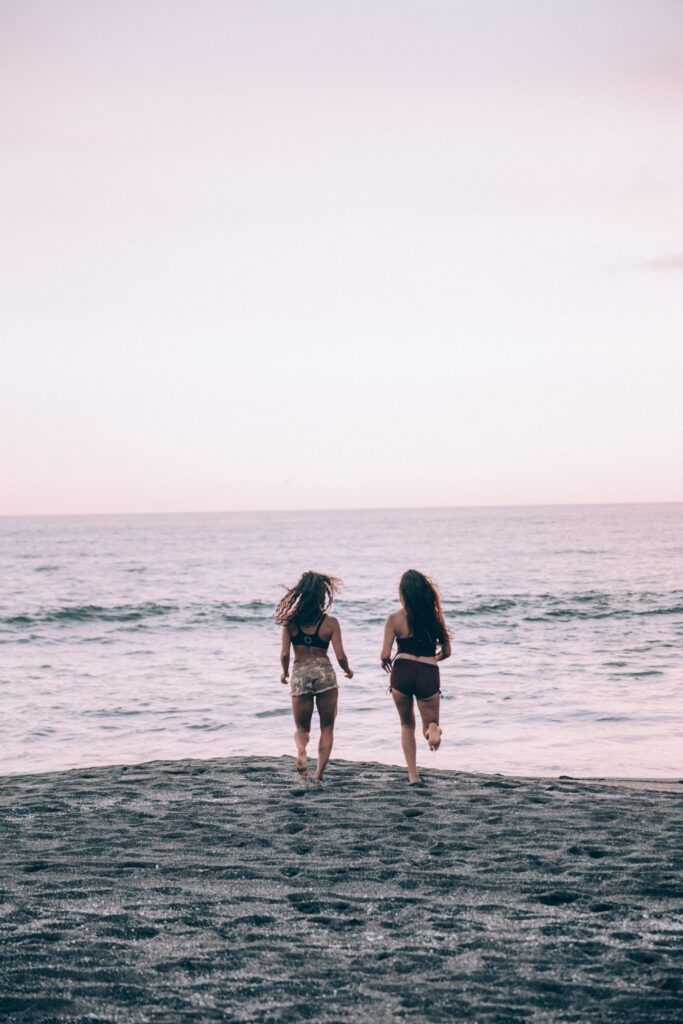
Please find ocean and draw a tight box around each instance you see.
[1,504,681,778]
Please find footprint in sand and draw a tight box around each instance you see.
[538,890,580,906]
[283,822,306,835]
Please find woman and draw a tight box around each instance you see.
[381,569,451,784]
[275,571,353,782]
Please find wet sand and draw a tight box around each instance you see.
[1,756,681,1023]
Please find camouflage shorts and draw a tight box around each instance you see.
[290,659,338,697]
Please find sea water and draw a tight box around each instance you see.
[1,504,681,778]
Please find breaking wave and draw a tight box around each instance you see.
[2,590,682,635]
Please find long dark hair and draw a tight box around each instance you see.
[399,569,450,648]
[274,571,342,628]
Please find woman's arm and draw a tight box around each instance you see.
[380,615,396,672]
[280,626,292,684]
[330,618,353,678]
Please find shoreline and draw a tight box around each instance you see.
[3,754,682,792]
[1,754,681,1022]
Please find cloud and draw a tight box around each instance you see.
[643,254,683,271]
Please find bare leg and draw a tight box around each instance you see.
[417,693,442,750]
[291,695,314,775]
[392,689,420,783]
[314,687,338,781]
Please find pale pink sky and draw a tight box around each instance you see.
[1,1,682,514]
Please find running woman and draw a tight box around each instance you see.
[381,569,451,784]
[276,571,353,782]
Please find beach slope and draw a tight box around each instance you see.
[1,757,681,1022]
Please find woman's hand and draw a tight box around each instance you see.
[344,667,354,679]
[381,615,396,673]
[280,628,291,685]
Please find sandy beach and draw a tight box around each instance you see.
[1,757,681,1023]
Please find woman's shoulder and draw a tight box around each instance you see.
[386,608,408,628]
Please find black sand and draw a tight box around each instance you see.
[1,757,682,1023]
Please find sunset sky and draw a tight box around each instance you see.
[1,0,682,514]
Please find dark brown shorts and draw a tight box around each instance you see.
[390,659,440,700]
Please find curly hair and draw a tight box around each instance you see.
[274,571,342,628]
[399,569,450,648]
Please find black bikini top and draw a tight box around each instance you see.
[396,634,437,657]
[291,615,330,650]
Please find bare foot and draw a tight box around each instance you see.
[312,775,324,785]
[295,748,308,776]
[408,773,421,785]
[426,723,442,751]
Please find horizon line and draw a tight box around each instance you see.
[1,498,682,520]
